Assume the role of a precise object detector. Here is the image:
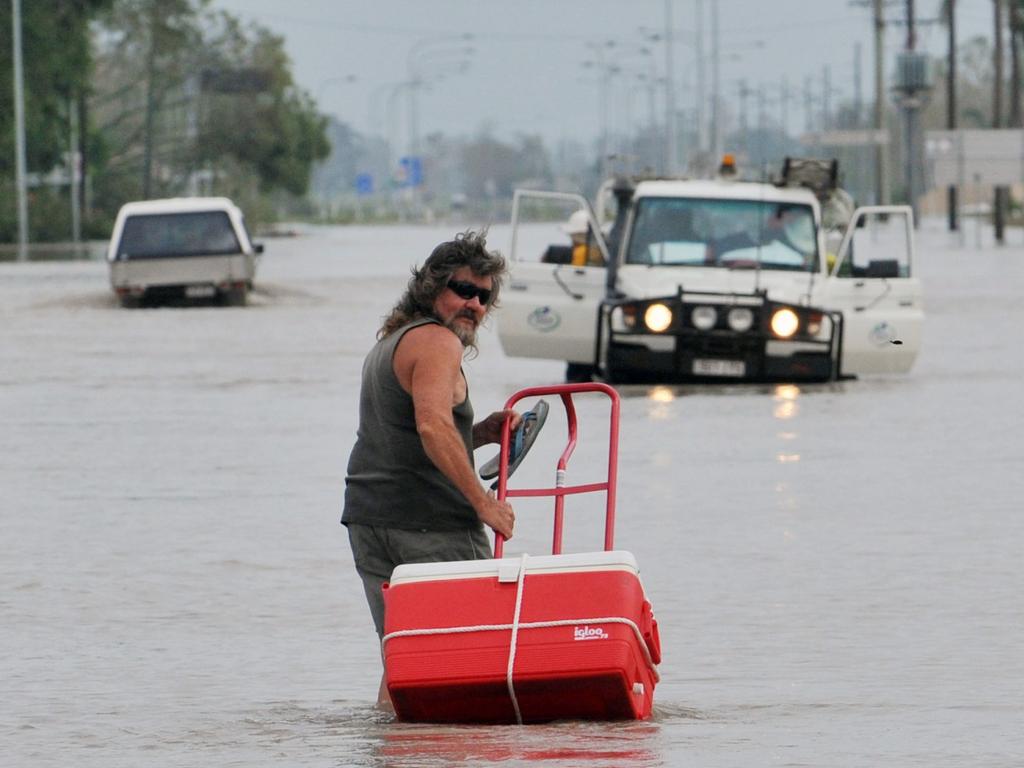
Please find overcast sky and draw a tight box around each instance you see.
[213,0,991,151]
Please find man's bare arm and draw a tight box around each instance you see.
[394,324,515,539]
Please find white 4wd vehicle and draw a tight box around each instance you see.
[107,197,263,307]
[499,159,923,383]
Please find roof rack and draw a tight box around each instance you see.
[777,157,839,201]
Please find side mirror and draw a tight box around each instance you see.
[541,244,572,264]
[865,259,899,278]
[253,242,265,254]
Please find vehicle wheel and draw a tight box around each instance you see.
[565,363,594,383]
[602,361,637,385]
[222,285,248,307]
[119,295,141,309]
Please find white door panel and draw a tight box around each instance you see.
[825,206,923,375]
[497,263,605,363]
[823,278,923,374]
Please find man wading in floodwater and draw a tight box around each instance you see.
[341,230,520,707]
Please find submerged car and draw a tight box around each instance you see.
[107,197,263,307]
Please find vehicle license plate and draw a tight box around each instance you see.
[693,358,746,377]
[185,285,216,298]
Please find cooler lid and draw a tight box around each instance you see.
[389,549,640,586]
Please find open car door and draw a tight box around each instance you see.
[822,205,923,375]
[497,190,611,367]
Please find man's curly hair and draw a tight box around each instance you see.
[378,230,507,351]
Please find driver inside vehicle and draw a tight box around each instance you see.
[764,205,817,266]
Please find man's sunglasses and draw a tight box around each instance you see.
[447,279,492,305]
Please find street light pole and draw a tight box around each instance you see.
[873,0,890,205]
[11,0,30,261]
[405,34,473,160]
[710,0,720,161]
[664,0,677,174]
[695,0,705,156]
[946,0,958,231]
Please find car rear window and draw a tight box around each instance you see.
[117,211,241,259]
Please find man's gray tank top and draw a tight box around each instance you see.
[341,318,479,531]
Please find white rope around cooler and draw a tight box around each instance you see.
[381,553,661,724]
[505,553,529,724]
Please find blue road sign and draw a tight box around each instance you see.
[398,156,423,188]
[355,172,374,196]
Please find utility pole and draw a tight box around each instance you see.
[903,0,918,222]
[738,79,751,137]
[947,0,958,231]
[822,65,833,130]
[11,0,30,261]
[695,0,706,157]
[665,0,677,174]
[710,0,721,161]
[780,76,791,137]
[874,0,890,205]
[142,2,159,199]
[1012,3,1023,128]
[891,0,931,225]
[854,42,863,126]
[993,0,1006,244]
[804,76,813,133]
[70,98,81,244]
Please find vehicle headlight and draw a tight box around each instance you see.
[770,308,799,338]
[644,303,673,332]
[691,305,717,331]
[727,307,755,332]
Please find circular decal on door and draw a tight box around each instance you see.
[527,306,560,332]
[869,321,897,346]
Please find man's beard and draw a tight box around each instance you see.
[445,311,478,347]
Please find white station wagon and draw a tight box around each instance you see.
[107,197,263,307]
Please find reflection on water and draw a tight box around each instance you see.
[645,385,676,422]
[376,722,660,767]
[647,386,675,403]
[772,385,800,460]
[617,380,852,400]
[772,383,800,420]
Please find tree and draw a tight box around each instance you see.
[0,0,110,175]
[460,127,553,200]
[1,0,111,241]
[196,15,329,196]
[89,0,329,222]
[90,0,205,202]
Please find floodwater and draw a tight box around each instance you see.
[2,220,1022,767]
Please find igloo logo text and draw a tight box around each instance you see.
[573,625,608,641]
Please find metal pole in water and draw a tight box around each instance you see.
[70,97,81,245]
[12,0,30,261]
[664,0,677,174]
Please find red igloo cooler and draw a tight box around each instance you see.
[381,383,662,724]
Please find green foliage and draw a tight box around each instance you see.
[88,1,329,222]
[196,21,330,196]
[0,0,112,240]
[0,0,110,176]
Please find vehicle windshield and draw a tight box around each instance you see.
[625,197,818,272]
[118,211,241,259]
